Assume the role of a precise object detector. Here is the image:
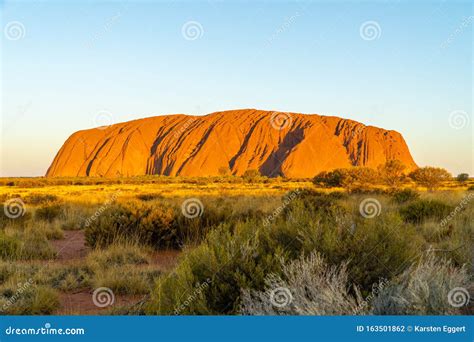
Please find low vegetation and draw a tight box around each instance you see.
[0,173,472,315]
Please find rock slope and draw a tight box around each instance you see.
[46,109,417,178]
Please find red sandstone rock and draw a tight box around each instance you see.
[46,109,417,178]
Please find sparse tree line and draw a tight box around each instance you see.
[312,160,470,190]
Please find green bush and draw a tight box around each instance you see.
[456,173,469,183]
[145,221,287,314]
[35,204,63,222]
[399,199,453,224]
[409,167,452,190]
[313,169,347,187]
[84,203,172,248]
[378,160,406,187]
[391,189,420,204]
[313,167,380,189]
[146,203,424,314]
[282,189,347,222]
[85,199,266,250]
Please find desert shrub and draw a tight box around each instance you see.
[145,221,286,315]
[378,160,406,187]
[391,189,420,204]
[84,199,257,250]
[240,252,365,315]
[371,253,470,314]
[468,185,474,191]
[35,204,63,222]
[399,199,453,224]
[0,285,59,315]
[23,193,59,205]
[85,203,175,249]
[282,189,347,222]
[308,213,424,292]
[344,167,380,188]
[146,204,424,314]
[313,167,380,189]
[136,193,163,201]
[243,169,262,182]
[313,169,347,187]
[456,173,469,183]
[409,167,452,190]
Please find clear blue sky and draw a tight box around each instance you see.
[1,0,472,177]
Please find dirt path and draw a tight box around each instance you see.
[57,291,143,315]
[49,230,180,314]
[150,249,181,271]
[51,230,90,261]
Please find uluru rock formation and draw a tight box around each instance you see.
[46,109,417,178]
